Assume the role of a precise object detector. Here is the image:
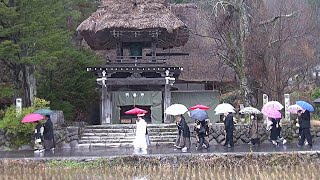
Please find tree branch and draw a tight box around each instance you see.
[0,0,9,7]
[258,11,299,26]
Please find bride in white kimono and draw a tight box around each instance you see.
[133,113,148,153]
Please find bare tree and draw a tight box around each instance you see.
[194,0,318,105]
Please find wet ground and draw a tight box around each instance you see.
[0,143,319,160]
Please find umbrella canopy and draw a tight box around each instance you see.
[314,97,320,104]
[165,104,188,116]
[287,104,303,114]
[262,101,284,110]
[215,108,235,115]
[189,104,209,110]
[214,103,235,113]
[261,108,282,119]
[21,113,44,123]
[190,109,208,121]
[125,107,148,115]
[33,109,53,115]
[239,107,261,114]
[296,101,315,112]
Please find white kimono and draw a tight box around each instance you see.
[133,118,148,150]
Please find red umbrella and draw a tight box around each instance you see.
[21,113,44,123]
[125,107,147,115]
[189,104,210,110]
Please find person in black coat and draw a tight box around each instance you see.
[298,110,312,148]
[175,115,191,150]
[194,119,210,150]
[223,112,234,148]
[269,118,280,146]
[43,115,55,150]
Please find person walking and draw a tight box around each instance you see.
[269,118,280,146]
[34,121,44,153]
[175,115,190,151]
[223,112,234,148]
[133,113,148,153]
[43,115,54,151]
[194,119,210,150]
[248,115,260,146]
[297,110,312,148]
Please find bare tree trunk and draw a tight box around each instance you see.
[22,65,36,106]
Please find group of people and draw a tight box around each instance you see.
[33,115,55,153]
[173,112,235,150]
[173,109,313,151]
[132,109,313,153]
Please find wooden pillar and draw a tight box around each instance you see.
[101,85,112,124]
[151,40,156,61]
[164,83,171,123]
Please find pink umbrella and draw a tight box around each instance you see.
[189,104,210,110]
[21,113,44,123]
[262,101,284,110]
[261,107,282,119]
[125,107,147,115]
[287,104,303,114]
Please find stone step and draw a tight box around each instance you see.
[81,132,178,137]
[79,136,177,144]
[84,124,177,129]
[76,142,175,149]
[83,128,177,133]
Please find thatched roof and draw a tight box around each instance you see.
[77,0,189,50]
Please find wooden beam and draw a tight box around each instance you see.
[163,83,172,123]
[105,78,166,85]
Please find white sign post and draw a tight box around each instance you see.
[262,94,268,124]
[284,94,290,121]
[16,98,22,117]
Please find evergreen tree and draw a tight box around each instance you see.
[0,0,103,121]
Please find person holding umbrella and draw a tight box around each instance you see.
[133,113,148,153]
[43,115,55,151]
[248,114,260,146]
[34,120,45,153]
[21,113,46,152]
[297,109,312,148]
[223,112,234,148]
[194,119,210,150]
[174,114,190,151]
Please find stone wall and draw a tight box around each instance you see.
[194,123,320,145]
[54,126,81,149]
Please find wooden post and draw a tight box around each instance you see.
[101,85,112,124]
[164,76,175,123]
[164,83,171,123]
[151,40,156,62]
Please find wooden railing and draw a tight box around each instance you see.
[106,56,166,65]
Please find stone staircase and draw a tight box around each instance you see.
[76,124,178,148]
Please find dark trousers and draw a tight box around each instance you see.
[224,131,234,147]
[298,128,312,146]
[44,139,54,150]
[198,134,209,149]
[251,138,260,145]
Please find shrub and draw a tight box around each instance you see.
[0,97,50,148]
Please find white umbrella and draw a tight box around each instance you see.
[287,104,303,114]
[165,104,188,116]
[215,108,235,115]
[214,103,235,113]
[262,101,284,110]
[239,107,261,114]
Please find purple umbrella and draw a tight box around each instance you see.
[261,107,282,119]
